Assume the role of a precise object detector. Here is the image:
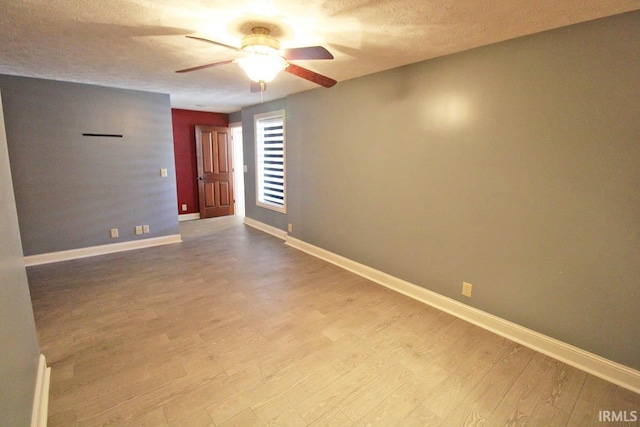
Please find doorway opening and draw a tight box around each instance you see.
[231,123,245,217]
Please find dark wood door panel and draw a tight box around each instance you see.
[217,133,230,173]
[196,126,234,218]
[219,182,231,207]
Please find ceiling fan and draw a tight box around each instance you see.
[176,26,337,92]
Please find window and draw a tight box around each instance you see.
[255,110,286,213]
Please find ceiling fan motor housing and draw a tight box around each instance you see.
[241,27,281,53]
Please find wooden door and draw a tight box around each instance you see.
[195,126,234,218]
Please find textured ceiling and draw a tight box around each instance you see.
[1,0,639,113]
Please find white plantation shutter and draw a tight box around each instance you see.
[256,111,286,212]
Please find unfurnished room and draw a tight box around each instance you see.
[1,1,639,426]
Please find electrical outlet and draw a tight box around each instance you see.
[142,225,150,234]
[135,225,143,235]
[288,223,293,233]
[181,204,187,212]
[110,228,119,238]
[462,282,473,298]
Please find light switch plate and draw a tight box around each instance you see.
[160,168,168,177]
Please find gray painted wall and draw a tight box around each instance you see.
[229,111,242,124]
[243,11,640,369]
[241,99,289,231]
[0,91,41,426]
[0,75,179,256]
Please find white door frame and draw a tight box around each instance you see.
[230,122,245,217]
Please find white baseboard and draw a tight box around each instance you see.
[24,234,183,266]
[283,235,640,394]
[243,217,287,240]
[31,354,50,427]
[179,213,201,222]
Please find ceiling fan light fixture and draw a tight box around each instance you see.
[235,54,287,83]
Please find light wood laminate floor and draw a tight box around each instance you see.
[28,216,639,426]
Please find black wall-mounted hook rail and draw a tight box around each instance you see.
[82,133,123,138]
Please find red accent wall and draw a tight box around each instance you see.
[171,109,229,215]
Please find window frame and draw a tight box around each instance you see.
[254,110,286,213]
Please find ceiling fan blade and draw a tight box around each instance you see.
[250,81,267,93]
[175,59,234,73]
[285,63,337,88]
[185,35,241,52]
[280,46,334,61]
